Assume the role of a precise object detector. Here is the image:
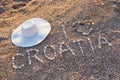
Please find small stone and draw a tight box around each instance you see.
[0,8,5,14]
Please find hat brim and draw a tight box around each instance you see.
[11,18,51,47]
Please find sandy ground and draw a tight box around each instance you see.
[0,0,120,80]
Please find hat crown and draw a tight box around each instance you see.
[21,22,38,38]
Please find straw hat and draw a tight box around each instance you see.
[11,18,51,47]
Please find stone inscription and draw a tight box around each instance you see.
[12,21,113,69]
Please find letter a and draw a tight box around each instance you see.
[59,42,75,56]
[98,35,112,48]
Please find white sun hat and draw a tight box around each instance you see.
[11,18,51,47]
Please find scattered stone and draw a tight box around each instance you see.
[0,8,5,14]
[0,37,7,42]
[13,0,31,3]
[19,9,27,14]
[12,3,26,9]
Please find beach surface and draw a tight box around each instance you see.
[0,0,120,80]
